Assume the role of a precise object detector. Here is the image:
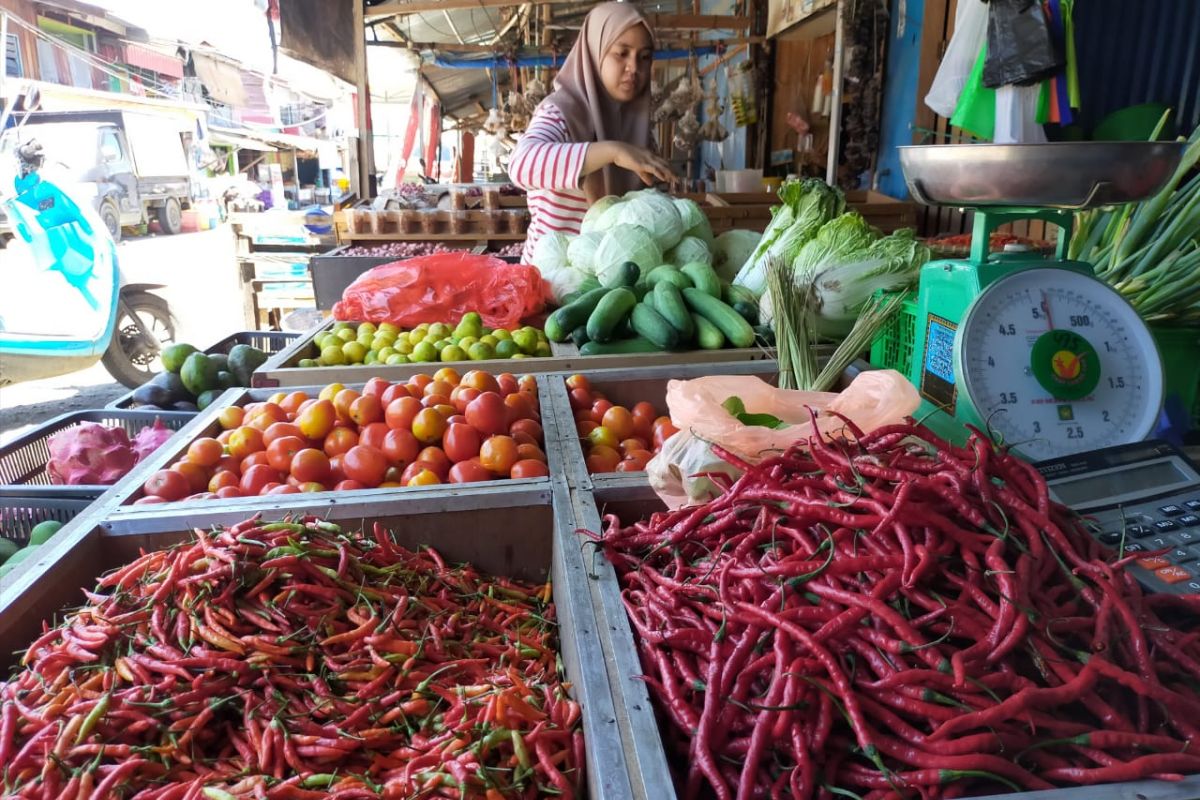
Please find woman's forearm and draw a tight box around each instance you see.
[581,141,619,177]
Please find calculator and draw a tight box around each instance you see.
[1035,440,1200,596]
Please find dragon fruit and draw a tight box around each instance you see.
[46,423,138,486]
[132,419,174,462]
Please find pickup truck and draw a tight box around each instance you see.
[0,109,193,241]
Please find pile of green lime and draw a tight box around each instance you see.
[0,520,62,578]
[300,313,551,367]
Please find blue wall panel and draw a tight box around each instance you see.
[876,0,925,199]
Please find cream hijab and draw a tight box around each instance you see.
[540,2,655,202]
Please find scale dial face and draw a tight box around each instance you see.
[955,268,1163,461]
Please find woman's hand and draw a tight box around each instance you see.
[610,142,675,186]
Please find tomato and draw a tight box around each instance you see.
[585,445,621,473]
[216,406,244,430]
[516,443,547,463]
[379,383,409,408]
[450,386,481,413]
[510,459,550,479]
[412,408,448,445]
[318,382,345,402]
[504,392,537,423]
[349,395,384,427]
[262,422,305,447]
[143,469,189,501]
[278,391,309,417]
[517,374,537,395]
[358,422,390,452]
[407,469,441,487]
[241,451,270,471]
[408,373,434,394]
[227,426,265,458]
[323,427,359,458]
[266,436,306,472]
[343,445,389,487]
[399,461,427,484]
[619,437,650,455]
[576,421,599,438]
[466,392,507,436]
[446,415,469,426]
[509,418,544,445]
[442,423,481,463]
[652,416,675,432]
[602,407,636,441]
[479,435,519,476]
[381,428,420,466]
[333,479,366,491]
[286,474,303,488]
[498,373,521,396]
[421,393,451,409]
[215,455,240,474]
[248,403,287,429]
[433,366,461,387]
[416,447,451,480]
[215,486,243,499]
[332,388,361,422]
[587,426,619,450]
[362,377,392,398]
[460,370,500,395]
[631,401,658,437]
[448,459,492,483]
[172,462,211,493]
[653,421,681,450]
[568,387,592,411]
[267,392,286,406]
[187,437,223,467]
[328,454,348,484]
[617,450,653,471]
[298,481,327,493]
[565,374,591,393]
[216,430,234,446]
[132,496,167,505]
[592,391,608,402]
[267,484,299,495]
[290,449,331,483]
[573,409,598,426]
[591,398,614,420]
[208,470,239,492]
[385,396,423,431]
[424,379,455,400]
[240,464,281,496]
[297,399,337,440]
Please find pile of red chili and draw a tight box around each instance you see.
[0,516,583,799]
[600,418,1200,799]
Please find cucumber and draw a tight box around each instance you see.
[653,282,695,342]
[722,284,760,325]
[630,303,678,350]
[683,288,756,348]
[586,287,638,343]
[601,261,641,289]
[645,265,693,291]
[680,261,722,298]
[580,337,660,356]
[569,325,590,347]
[693,313,725,349]
[545,288,610,342]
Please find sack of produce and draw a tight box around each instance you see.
[647,369,918,508]
[333,252,545,331]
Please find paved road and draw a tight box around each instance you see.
[0,227,248,443]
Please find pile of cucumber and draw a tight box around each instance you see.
[544,261,771,355]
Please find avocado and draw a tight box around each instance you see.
[150,370,189,402]
[132,383,173,408]
[171,401,199,412]
[196,389,223,411]
[217,370,237,389]
[161,343,198,373]
[180,352,219,397]
[28,520,62,546]
[228,344,268,386]
[0,538,18,564]
[5,546,37,567]
[209,353,229,371]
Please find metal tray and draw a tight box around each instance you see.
[0,485,637,799]
[898,142,1186,209]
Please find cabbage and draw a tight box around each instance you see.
[567,231,603,275]
[546,266,592,304]
[673,198,714,245]
[792,212,877,280]
[666,236,712,269]
[712,230,762,282]
[734,178,845,297]
[581,196,623,234]
[594,223,663,285]
[604,190,685,251]
[531,231,571,276]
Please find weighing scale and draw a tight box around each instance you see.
[896,142,1186,462]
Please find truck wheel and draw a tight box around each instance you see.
[100,202,122,242]
[157,198,183,235]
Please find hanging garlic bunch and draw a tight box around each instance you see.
[504,90,530,132]
[524,76,547,109]
[698,82,729,142]
[483,105,509,139]
[673,106,701,153]
[654,73,703,124]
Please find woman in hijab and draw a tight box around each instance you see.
[509,2,675,263]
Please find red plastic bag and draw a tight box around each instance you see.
[332,253,546,330]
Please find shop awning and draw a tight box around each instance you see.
[209,127,277,152]
[123,44,184,79]
[192,53,247,108]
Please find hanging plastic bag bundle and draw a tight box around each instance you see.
[982,0,1064,89]
[646,370,920,509]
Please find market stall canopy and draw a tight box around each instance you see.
[278,0,357,84]
[208,127,277,152]
[191,52,248,108]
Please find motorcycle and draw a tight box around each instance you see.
[0,86,176,389]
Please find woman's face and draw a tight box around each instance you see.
[600,23,653,103]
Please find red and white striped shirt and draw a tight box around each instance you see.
[508,102,590,264]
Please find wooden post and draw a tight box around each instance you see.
[353,0,373,198]
[458,131,475,183]
[825,0,844,185]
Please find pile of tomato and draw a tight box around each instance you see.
[135,370,549,503]
[564,374,680,474]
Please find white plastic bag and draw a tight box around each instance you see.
[925,0,989,119]
[646,370,920,509]
[993,84,1048,144]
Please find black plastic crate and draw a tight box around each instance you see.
[107,331,299,409]
[0,410,194,496]
[0,495,94,545]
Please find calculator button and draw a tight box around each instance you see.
[1138,556,1172,569]
[1127,524,1154,538]
[1154,520,1180,533]
[1187,581,1200,593]
[1171,548,1197,563]
[1149,537,1174,549]
[1185,500,1200,511]
[1124,542,1146,552]
[1177,531,1199,543]
[1156,565,1193,584]
[1180,515,1200,527]
[1160,504,1186,517]
[1098,531,1123,545]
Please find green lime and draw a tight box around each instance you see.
[535,341,552,357]
[332,321,353,332]
[364,351,379,365]
[479,335,499,348]
[371,336,391,351]
[468,342,495,361]
[28,521,63,547]
[441,344,468,362]
[386,354,409,365]
[357,334,374,349]
[512,328,538,354]
[395,339,414,355]
[314,333,333,350]
[0,538,19,563]
[457,336,478,351]
[491,328,512,341]
[412,341,438,362]
[298,358,318,368]
[320,345,347,366]
[379,322,400,336]
[428,323,452,340]
[511,352,530,359]
[494,339,519,359]
[342,341,368,363]
[378,347,396,361]
[335,328,356,343]
[461,311,483,328]
[357,322,377,336]
[432,339,450,351]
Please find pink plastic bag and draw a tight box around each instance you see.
[647,370,920,509]
[332,252,546,330]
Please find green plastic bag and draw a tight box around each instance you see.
[951,43,996,140]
